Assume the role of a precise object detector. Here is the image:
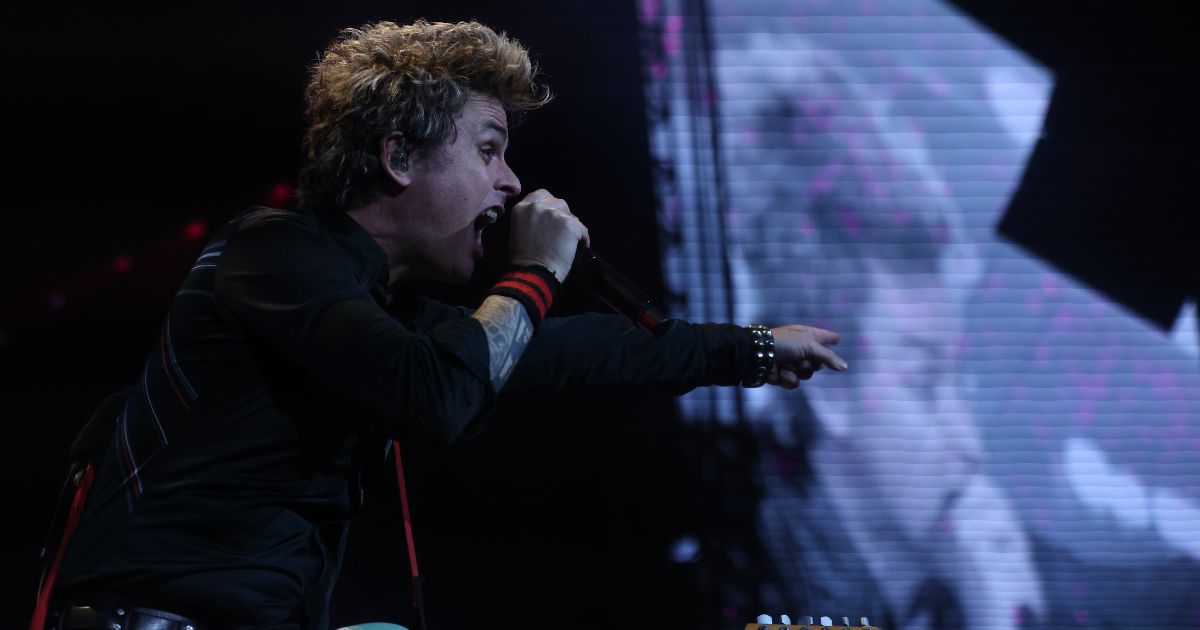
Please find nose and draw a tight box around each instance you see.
[498,159,521,199]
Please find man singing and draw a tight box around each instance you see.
[43,20,846,629]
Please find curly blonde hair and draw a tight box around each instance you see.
[298,20,551,211]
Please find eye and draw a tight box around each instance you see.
[480,143,499,161]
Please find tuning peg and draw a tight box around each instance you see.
[780,614,792,625]
[800,616,813,625]
[756,614,773,624]
[841,617,851,627]
[819,616,833,626]
[859,617,871,628]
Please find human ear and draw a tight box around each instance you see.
[379,132,412,186]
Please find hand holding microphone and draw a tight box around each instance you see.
[508,189,589,283]
[507,189,667,332]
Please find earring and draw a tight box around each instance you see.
[390,149,408,172]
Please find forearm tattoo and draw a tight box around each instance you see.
[472,295,534,391]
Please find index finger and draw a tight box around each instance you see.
[814,345,849,371]
[795,325,840,346]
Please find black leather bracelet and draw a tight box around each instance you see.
[740,324,775,388]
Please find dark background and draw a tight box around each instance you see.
[2,2,729,627]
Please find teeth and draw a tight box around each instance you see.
[479,209,498,225]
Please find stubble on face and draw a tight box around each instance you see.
[377,94,518,285]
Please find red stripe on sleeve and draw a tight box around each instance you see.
[506,271,553,306]
[493,280,548,318]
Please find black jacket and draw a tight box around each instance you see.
[53,207,754,629]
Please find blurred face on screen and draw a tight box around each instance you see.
[718,33,985,553]
[812,268,983,552]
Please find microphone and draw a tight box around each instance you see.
[570,244,668,333]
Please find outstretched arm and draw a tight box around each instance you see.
[502,315,847,393]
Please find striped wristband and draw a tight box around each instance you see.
[487,264,560,329]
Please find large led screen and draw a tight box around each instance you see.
[639,1,1200,628]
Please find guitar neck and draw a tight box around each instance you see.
[744,626,876,630]
[745,619,879,630]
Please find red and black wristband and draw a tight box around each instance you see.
[487,264,560,329]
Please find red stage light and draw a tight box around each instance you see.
[184,219,208,241]
[267,182,294,208]
[113,256,133,273]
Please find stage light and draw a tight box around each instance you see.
[184,219,208,241]
[267,182,293,208]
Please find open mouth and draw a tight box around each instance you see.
[471,207,502,260]
[474,207,500,231]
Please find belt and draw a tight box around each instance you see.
[50,605,209,630]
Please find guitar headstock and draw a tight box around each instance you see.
[744,614,880,630]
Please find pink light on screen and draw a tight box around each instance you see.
[662,15,683,55]
[1041,272,1061,297]
[807,160,844,196]
[662,30,681,56]
[639,0,659,22]
[837,207,861,237]
[737,128,760,146]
